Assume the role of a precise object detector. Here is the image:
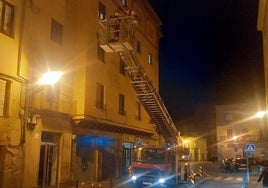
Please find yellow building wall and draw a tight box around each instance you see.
[1,0,164,186]
[70,0,160,135]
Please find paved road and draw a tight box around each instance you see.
[72,161,263,187]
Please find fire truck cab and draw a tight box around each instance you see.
[128,143,189,187]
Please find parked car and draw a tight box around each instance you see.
[232,157,257,171]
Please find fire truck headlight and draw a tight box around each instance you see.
[131,175,137,181]
[159,178,165,183]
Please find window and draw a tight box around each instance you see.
[0,79,9,116]
[119,93,125,115]
[136,40,141,53]
[0,0,14,37]
[227,129,232,139]
[97,45,105,62]
[148,53,152,64]
[120,59,126,75]
[224,112,232,121]
[136,101,141,120]
[96,83,104,109]
[122,0,127,6]
[98,2,105,20]
[50,19,63,45]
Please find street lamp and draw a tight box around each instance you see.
[255,111,268,118]
[26,71,63,130]
[37,71,63,85]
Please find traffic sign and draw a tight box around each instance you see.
[245,144,255,152]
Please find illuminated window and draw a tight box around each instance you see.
[96,83,104,109]
[98,2,105,20]
[0,0,14,37]
[50,19,63,45]
[0,79,9,116]
[148,53,152,64]
[119,93,125,115]
[122,0,127,6]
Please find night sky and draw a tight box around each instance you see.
[148,0,264,121]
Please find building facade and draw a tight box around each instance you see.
[258,0,268,139]
[216,103,268,161]
[180,135,208,161]
[0,0,164,187]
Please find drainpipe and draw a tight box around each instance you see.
[17,0,28,147]
[16,0,27,187]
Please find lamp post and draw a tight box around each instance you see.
[25,71,63,131]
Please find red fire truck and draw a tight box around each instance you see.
[128,142,190,187]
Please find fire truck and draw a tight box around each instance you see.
[97,5,192,187]
[128,143,190,187]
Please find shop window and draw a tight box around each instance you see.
[0,79,9,117]
[50,18,63,45]
[119,93,125,115]
[96,83,104,109]
[98,1,105,20]
[0,0,14,37]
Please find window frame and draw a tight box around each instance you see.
[0,0,14,37]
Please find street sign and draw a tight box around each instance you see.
[245,144,255,152]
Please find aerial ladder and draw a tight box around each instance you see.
[97,10,197,185]
[97,11,178,143]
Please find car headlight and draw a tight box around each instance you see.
[159,178,165,183]
[131,175,137,181]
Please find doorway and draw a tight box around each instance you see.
[122,142,134,175]
[38,132,60,188]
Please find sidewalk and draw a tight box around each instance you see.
[68,176,132,188]
[247,175,262,188]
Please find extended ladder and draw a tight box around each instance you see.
[97,15,178,143]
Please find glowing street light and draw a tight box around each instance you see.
[26,71,63,130]
[255,111,268,118]
[37,71,63,85]
[232,136,238,140]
